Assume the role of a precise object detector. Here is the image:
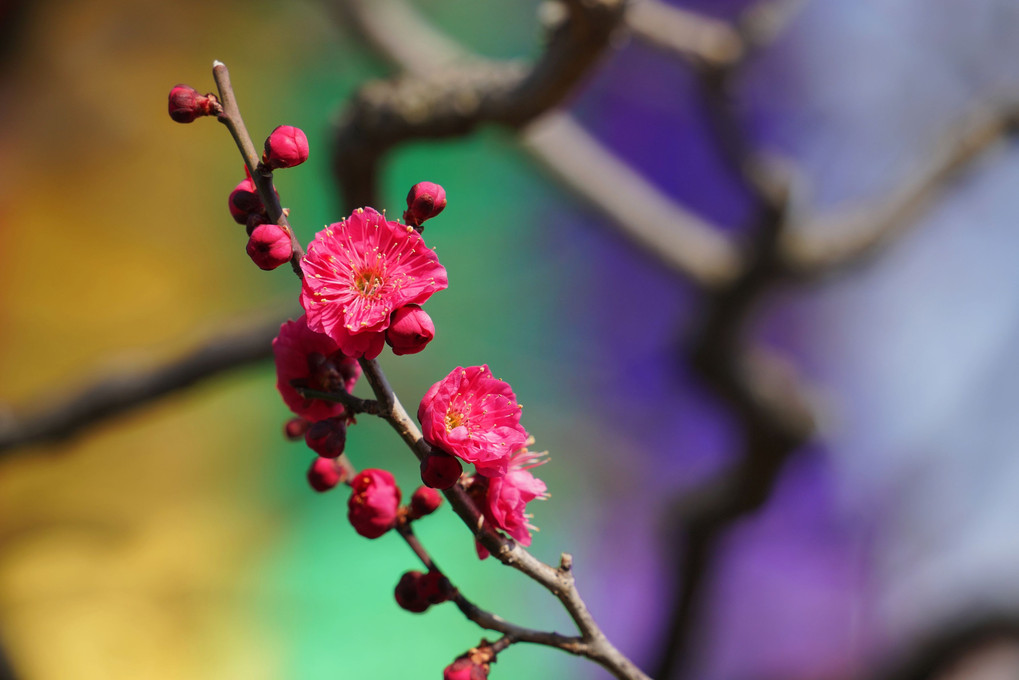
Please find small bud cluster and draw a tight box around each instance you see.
[394,569,452,613]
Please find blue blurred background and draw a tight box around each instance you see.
[2,0,1019,678]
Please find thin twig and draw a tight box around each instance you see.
[0,312,287,456]
[294,387,380,416]
[212,61,306,277]
[396,520,585,650]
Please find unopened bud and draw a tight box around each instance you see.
[304,417,347,459]
[168,84,217,123]
[307,457,345,492]
[264,125,310,169]
[246,223,293,270]
[229,175,262,225]
[404,181,446,228]
[394,570,450,613]
[409,486,443,519]
[444,652,491,680]
[348,468,401,538]
[284,417,310,441]
[420,451,462,490]
[385,305,435,356]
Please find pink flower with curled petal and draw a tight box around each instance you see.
[474,449,548,558]
[418,365,529,477]
[300,207,447,358]
[273,315,361,423]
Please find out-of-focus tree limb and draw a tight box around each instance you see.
[782,103,1019,278]
[330,0,742,288]
[522,113,741,287]
[867,614,1019,680]
[0,312,288,456]
[331,0,625,209]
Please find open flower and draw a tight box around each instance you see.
[272,315,361,423]
[300,207,447,358]
[418,365,528,477]
[475,449,547,558]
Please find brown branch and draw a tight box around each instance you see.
[207,56,650,669]
[781,102,1019,278]
[294,387,380,416]
[330,0,625,209]
[212,61,306,278]
[651,3,815,675]
[395,520,585,651]
[520,113,741,287]
[863,613,1019,680]
[357,358,651,680]
[0,311,287,456]
[332,0,740,288]
[626,0,744,68]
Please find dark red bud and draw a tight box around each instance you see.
[307,457,345,492]
[304,418,347,459]
[409,486,443,519]
[394,570,450,613]
[420,451,462,490]
[394,571,431,613]
[168,84,217,123]
[284,418,310,441]
[404,181,447,227]
[228,177,262,225]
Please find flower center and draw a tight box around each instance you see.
[353,268,386,299]
[445,408,467,431]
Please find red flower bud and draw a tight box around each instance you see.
[264,125,309,169]
[444,657,489,680]
[284,417,309,441]
[246,223,293,270]
[307,457,345,492]
[404,181,447,228]
[304,417,347,459]
[385,305,435,356]
[394,570,450,613]
[420,450,463,490]
[394,571,430,613]
[168,84,217,123]
[409,486,443,519]
[348,468,401,538]
[228,176,262,225]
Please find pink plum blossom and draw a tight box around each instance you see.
[473,449,547,559]
[300,207,447,359]
[418,365,529,477]
[272,315,361,423]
